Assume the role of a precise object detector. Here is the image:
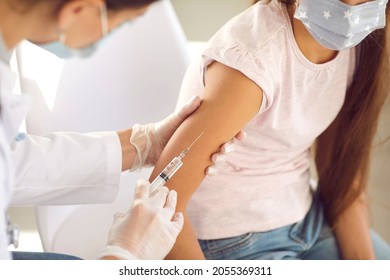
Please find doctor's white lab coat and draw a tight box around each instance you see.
[0,59,122,259]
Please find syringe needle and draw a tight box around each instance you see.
[178,131,204,159]
[150,132,205,195]
[188,131,204,150]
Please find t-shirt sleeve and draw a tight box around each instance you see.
[201,45,273,113]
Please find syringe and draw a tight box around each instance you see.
[150,132,204,195]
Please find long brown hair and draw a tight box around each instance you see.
[252,0,390,225]
[316,3,390,225]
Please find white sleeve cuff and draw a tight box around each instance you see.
[89,131,122,188]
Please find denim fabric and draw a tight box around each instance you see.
[11,251,82,260]
[198,195,390,260]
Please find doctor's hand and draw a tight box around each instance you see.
[129,95,245,173]
[100,179,183,260]
[206,130,245,176]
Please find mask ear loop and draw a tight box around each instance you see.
[100,3,108,36]
[59,32,66,45]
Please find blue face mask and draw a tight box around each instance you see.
[37,4,109,59]
[294,0,388,51]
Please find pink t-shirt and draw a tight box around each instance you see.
[177,0,356,239]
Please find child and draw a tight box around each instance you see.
[149,0,390,259]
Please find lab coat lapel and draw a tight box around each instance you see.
[0,61,30,144]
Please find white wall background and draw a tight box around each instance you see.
[171,0,251,41]
[369,99,390,244]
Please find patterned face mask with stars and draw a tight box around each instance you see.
[294,0,388,51]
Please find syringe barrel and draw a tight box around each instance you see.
[150,157,183,195]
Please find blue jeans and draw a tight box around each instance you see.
[11,251,82,260]
[198,194,390,260]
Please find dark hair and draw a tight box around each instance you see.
[316,4,390,225]
[10,0,160,12]
[251,0,390,226]
[59,0,160,10]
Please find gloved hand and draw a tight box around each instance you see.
[205,130,246,176]
[129,95,245,173]
[101,179,183,260]
[129,95,201,171]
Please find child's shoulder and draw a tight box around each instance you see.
[206,0,287,51]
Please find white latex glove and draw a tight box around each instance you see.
[101,179,183,260]
[206,131,246,176]
[129,95,245,173]
[129,95,201,171]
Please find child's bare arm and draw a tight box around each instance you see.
[149,61,263,259]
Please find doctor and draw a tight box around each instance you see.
[0,0,241,260]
